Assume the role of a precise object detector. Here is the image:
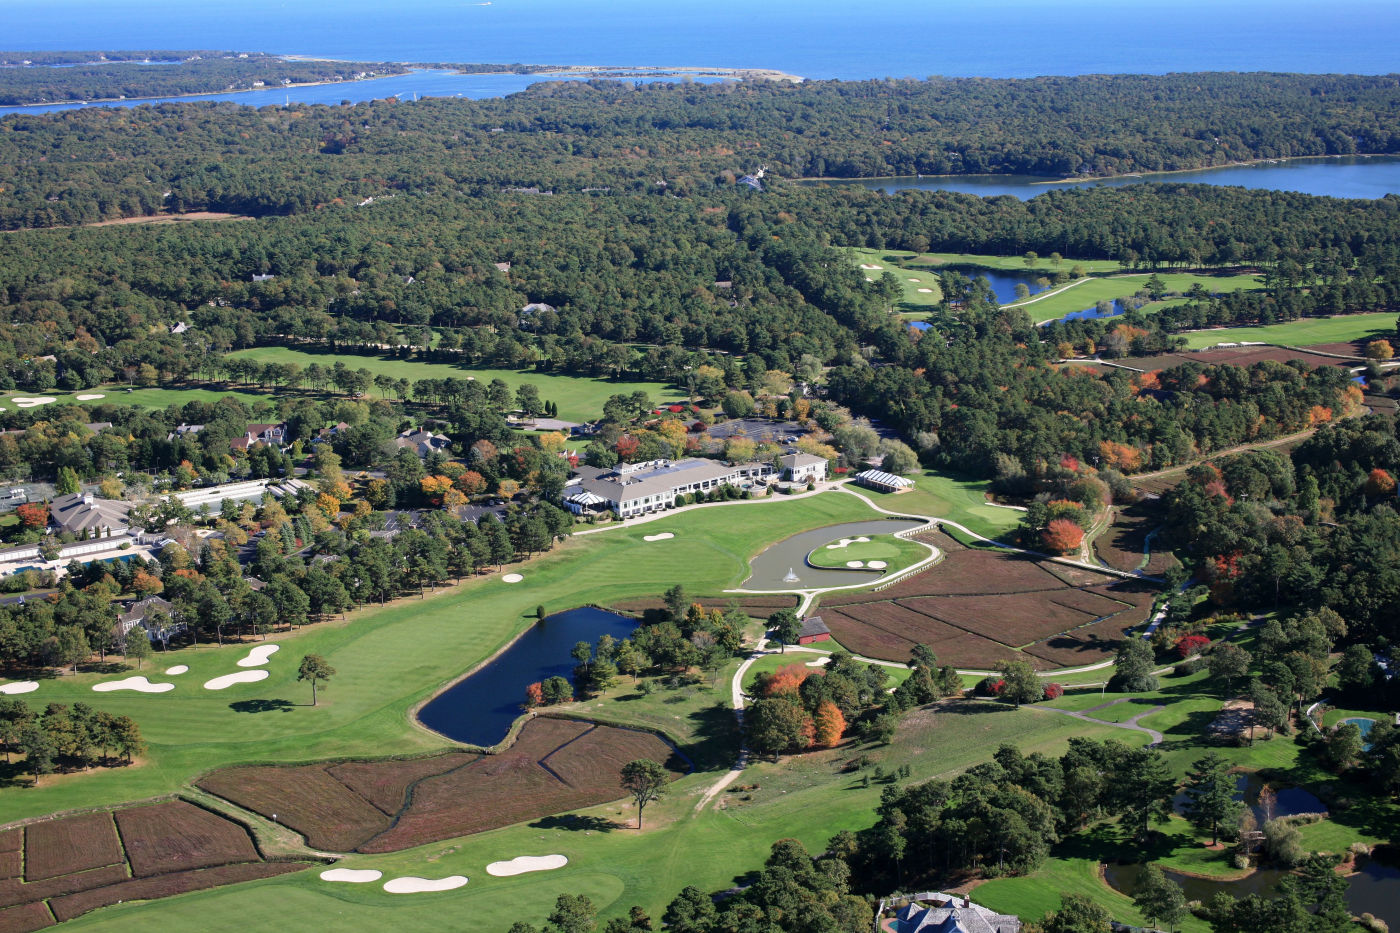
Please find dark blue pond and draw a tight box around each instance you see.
[417,606,638,747]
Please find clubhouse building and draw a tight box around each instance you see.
[563,458,772,518]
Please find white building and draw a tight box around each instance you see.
[563,458,771,518]
[779,452,828,484]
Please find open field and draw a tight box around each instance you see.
[1178,311,1397,350]
[200,719,680,854]
[1010,271,1264,323]
[817,533,1157,668]
[226,346,675,423]
[0,799,308,928]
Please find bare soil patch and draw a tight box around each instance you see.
[23,814,122,882]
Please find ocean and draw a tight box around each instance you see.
[4,0,1399,80]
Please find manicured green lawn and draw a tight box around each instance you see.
[1010,272,1264,324]
[225,346,677,423]
[806,533,924,571]
[918,252,1127,276]
[846,471,1022,540]
[976,857,1210,932]
[1178,311,1398,349]
[0,386,272,412]
[848,247,943,314]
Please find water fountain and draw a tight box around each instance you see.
[783,567,801,584]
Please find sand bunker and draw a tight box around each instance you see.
[917,288,933,293]
[13,397,56,408]
[643,532,674,542]
[486,855,568,877]
[502,573,523,583]
[383,875,468,893]
[321,868,383,884]
[0,682,39,695]
[805,656,831,668]
[867,560,888,569]
[865,277,875,282]
[858,263,883,270]
[75,393,105,401]
[236,644,280,667]
[845,560,865,568]
[907,277,919,282]
[204,670,269,690]
[165,665,189,675]
[825,536,870,550]
[93,676,174,694]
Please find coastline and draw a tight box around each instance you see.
[1,62,802,109]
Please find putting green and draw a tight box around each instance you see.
[806,534,922,570]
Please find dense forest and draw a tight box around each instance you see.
[0,53,407,105]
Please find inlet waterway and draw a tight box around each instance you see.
[743,518,923,591]
[417,606,638,748]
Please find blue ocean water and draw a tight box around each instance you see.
[4,0,1399,80]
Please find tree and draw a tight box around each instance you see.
[14,502,47,530]
[1110,747,1176,839]
[1208,643,1252,697]
[768,608,802,653]
[812,700,846,746]
[20,725,55,785]
[54,466,81,496]
[123,631,152,670]
[619,758,669,829]
[662,886,717,933]
[996,660,1042,708]
[1336,643,1377,693]
[1251,683,1290,739]
[1325,722,1364,771]
[546,893,597,933]
[1042,894,1111,933]
[1041,518,1085,554]
[1181,751,1241,845]
[297,654,336,706]
[1108,637,1158,692]
[1133,864,1187,933]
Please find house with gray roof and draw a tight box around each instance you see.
[563,458,771,518]
[49,493,132,538]
[895,895,1021,933]
[780,451,827,484]
[394,429,451,458]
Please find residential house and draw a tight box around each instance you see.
[230,423,287,452]
[394,429,451,458]
[894,895,1021,933]
[117,596,178,642]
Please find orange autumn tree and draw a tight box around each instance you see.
[1365,468,1397,497]
[1041,518,1085,554]
[14,502,47,530]
[812,701,846,747]
[757,664,813,697]
[1098,440,1144,472]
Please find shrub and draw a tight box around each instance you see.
[1174,657,1206,676]
[975,676,1005,697]
[1042,682,1064,700]
[1176,633,1211,658]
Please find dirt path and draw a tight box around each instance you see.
[1013,698,1165,745]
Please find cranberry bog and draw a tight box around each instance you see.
[1094,502,1179,576]
[199,717,685,855]
[817,534,1158,669]
[0,800,309,931]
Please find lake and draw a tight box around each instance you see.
[804,156,1400,201]
[416,606,638,748]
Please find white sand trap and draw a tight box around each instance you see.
[13,397,56,408]
[383,875,468,893]
[907,277,919,282]
[858,263,880,270]
[804,656,831,668]
[75,393,105,401]
[0,682,39,695]
[845,560,865,568]
[867,560,888,569]
[486,854,568,877]
[643,532,674,542]
[825,536,870,550]
[236,644,280,667]
[865,277,875,282]
[917,287,933,293]
[165,665,189,675]
[93,676,174,694]
[321,868,383,884]
[204,670,269,690]
[502,573,523,583]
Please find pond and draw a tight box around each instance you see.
[743,519,924,591]
[1340,717,1378,751]
[1172,774,1326,825]
[416,606,639,748]
[1105,851,1400,927]
[940,266,1049,306]
[800,155,1400,201]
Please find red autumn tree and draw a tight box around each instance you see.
[524,681,544,708]
[758,664,812,697]
[1176,634,1211,658]
[131,569,164,598]
[15,502,47,530]
[1364,468,1397,497]
[1042,682,1064,700]
[812,701,846,747]
[1041,518,1085,554]
[614,435,640,462]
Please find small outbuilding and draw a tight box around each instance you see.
[854,469,914,493]
[780,452,828,484]
[797,615,832,645]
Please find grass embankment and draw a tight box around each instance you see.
[848,471,1021,541]
[1009,272,1264,324]
[806,533,925,571]
[1178,311,1398,350]
[224,346,676,423]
